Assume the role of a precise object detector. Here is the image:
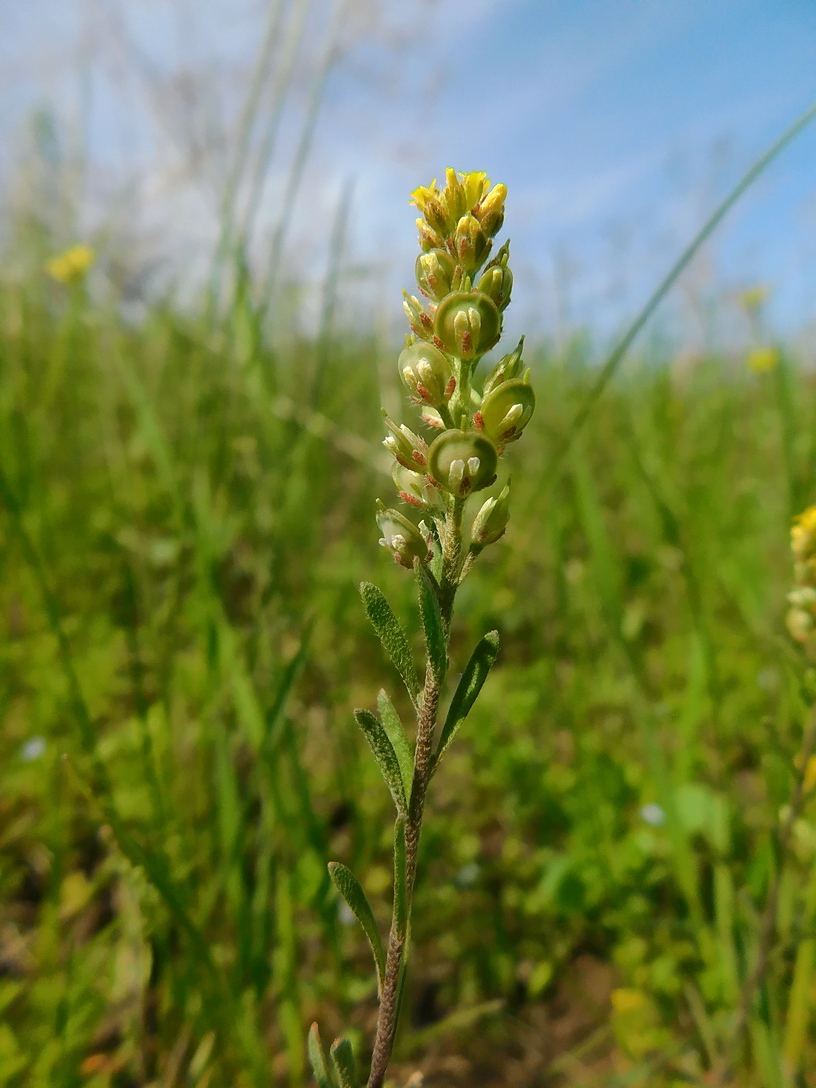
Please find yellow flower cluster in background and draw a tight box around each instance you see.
[46,244,95,284]
[787,504,816,650]
[747,345,780,373]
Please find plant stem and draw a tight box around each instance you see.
[711,703,816,1085]
[366,499,464,1088]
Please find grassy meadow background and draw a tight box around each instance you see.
[4,3,816,1087]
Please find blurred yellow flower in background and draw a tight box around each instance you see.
[738,284,769,314]
[611,988,647,1014]
[46,243,95,284]
[747,346,780,373]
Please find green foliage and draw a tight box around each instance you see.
[4,261,816,1085]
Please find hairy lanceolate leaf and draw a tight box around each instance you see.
[414,558,447,682]
[308,1023,337,1088]
[434,630,500,767]
[330,1037,358,1088]
[360,582,420,702]
[328,862,385,993]
[394,818,409,939]
[377,689,414,805]
[354,709,408,817]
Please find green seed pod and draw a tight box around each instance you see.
[482,337,524,397]
[454,214,492,272]
[392,463,442,510]
[477,242,513,310]
[415,249,457,303]
[478,379,535,444]
[434,290,501,361]
[427,429,498,498]
[399,341,453,407]
[376,502,431,568]
[471,483,510,546]
[382,410,428,470]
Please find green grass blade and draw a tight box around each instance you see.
[542,96,816,491]
[328,862,385,993]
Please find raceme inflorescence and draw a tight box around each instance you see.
[308,170,535,1088]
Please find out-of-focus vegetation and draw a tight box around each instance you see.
[3,239,816,1087]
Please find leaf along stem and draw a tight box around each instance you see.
[366,498,464,1088]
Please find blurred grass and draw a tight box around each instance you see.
[3,255,816,1088]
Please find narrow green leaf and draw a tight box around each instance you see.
[435,630,500,766]
[308,1023,336,1088]
[354,709,407,816]
[327,862,385,992]
[360,582,419,701]
[414,559,447,681]
[329,1037,358,1088]
[377,689,413,805]
[394,818,409,939]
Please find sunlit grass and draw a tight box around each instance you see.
[3,253,816,1085]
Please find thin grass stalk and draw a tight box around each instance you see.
[542,97,816,493]
[712,705,816,1084]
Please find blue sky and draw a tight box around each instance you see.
[3,0,816,343]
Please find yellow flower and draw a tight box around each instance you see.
[791,506,816,561]
[46,243,95,284]
[409,180,440,213]
[610,988,647,1014]
[747,346,779,373]
[738,285,769,313]
[461,171,490,208]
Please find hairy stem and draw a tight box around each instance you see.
[366,499,464,1088]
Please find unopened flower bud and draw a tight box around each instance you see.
[376,502,432,568]
[473,183,507,237]
[392,463,442,510]
[415,249,456,302]
[482,337,524,396]
[443,167,468,224]
[462,171,490,211]
[479,379,535,444]
[427,429,498,498]
[477,242,513,310]
[423,197,449,237]
[471,484,510,546]
[454,215,492,272]
[417,218,444,252]
[402,290,435,341]
[399,341,453,407]
[434,291,501,361]
[382,410,429,470]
